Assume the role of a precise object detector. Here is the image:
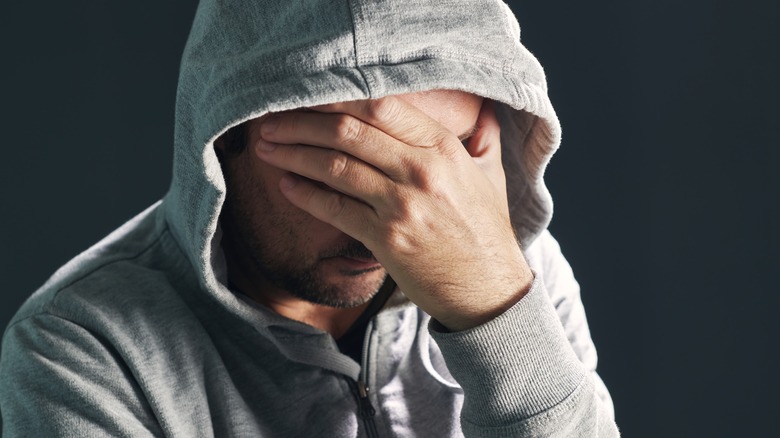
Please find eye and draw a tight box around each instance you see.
[461,138,469,148]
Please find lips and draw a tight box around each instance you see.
[343,256,378,264]
[341,256,380,265]
[321,239,379,269]
[328,256,381,270]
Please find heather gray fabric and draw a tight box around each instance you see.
[0,0,619,436]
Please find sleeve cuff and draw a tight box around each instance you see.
[429,274,588,426]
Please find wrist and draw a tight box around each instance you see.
[433,267,534,332]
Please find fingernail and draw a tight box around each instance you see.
[279,174,298,190]
[256,138,277,152]
[261,115,280,135]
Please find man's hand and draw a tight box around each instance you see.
[253,96,533,331]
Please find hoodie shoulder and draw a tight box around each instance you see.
[5,201,191,331]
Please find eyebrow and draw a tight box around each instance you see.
[457,123,478,142]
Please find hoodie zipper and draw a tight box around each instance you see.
[353,319,379,438]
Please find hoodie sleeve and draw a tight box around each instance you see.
[429,232,619,437]
[0,313,163,437]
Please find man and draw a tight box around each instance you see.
[0,0,619,436]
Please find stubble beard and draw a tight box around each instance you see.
[251,240,387,308]
[222,165,387,308]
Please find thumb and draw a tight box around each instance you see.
[466,100,506,196]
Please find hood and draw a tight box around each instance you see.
[164,0,562,303]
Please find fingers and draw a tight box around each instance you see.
[277,173,377,245]
[309,96,449,149]
[255,97,505,210]
[258,96,477,185]
[258,111,410,180]
[255,140,390,206]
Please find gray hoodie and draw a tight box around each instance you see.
[0,0,619,436]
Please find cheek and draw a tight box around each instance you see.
[246,156,338,235]
[241,155,294,211]
[249,155,283,190]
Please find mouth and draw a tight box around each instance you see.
[326,256,382,273]
[343,255,379,264]
[320,238,380,273]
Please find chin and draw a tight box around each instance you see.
[298,269,388,309]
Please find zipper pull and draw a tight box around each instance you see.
[357,380,376,417]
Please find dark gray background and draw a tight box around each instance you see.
[2,1,778,436]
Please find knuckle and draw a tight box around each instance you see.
[377,199,419,253]
[382,219,417,257]
[300,186,320,211]
[333,115,363,144]
[365,96,400,122]
[418,171,440,191]
[433,131,456,150]
[322,193,347,218]
[404,160,439,190]
[325,152,349,178]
